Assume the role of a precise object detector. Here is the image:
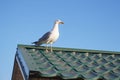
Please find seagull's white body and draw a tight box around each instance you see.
[46,22,60,44]
[32,19,64,52]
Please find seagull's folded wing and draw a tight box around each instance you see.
[38,31,51,42]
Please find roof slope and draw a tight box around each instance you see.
[16,44,120,80]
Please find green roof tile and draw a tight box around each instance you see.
[16,44,120,80]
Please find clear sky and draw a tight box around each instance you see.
[0,0,120,80]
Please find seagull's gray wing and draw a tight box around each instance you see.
[32,31,51,46]
[38,31,51,42]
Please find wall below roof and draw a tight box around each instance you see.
[11,58,24,80]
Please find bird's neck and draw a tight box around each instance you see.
[51,23,59,32]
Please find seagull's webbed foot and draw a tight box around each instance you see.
[50,44,53,52]
[50,49,53,53]
[45,49,49,53]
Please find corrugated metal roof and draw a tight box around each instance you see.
[16,44,120,80]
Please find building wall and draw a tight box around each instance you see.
[12,58,24,80]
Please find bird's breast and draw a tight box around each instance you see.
[51,31,59,40]
[47,31,59,44]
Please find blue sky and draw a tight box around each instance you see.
[0,0,120,80]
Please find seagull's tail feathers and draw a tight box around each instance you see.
[32,41,42,46]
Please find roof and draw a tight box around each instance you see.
[16,44,120,80]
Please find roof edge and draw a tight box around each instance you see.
[17,44,120,54]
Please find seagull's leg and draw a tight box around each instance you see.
[46,44,48,53]
[50,43,53,52]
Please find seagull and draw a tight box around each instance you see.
[32,19,64,52]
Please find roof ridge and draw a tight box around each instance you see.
[17,44,120,54]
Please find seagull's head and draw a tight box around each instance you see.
[55,19,64,24]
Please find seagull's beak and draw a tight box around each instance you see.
[60,22,64,24]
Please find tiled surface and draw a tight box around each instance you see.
[17,45,120,80]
